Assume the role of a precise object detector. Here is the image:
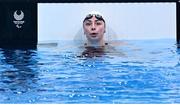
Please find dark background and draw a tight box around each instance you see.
[0,2,37,48]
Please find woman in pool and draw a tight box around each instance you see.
[81,11,115,57]
[83,11,107,47]
[71,11,128,57]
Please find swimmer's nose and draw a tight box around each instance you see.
[91,23,96,31]
[91,27,96,31]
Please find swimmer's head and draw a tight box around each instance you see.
[83,11,106,46]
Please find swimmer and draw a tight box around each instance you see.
[81,11,107,57]
[83,11,107,47]
[82,11,130,57]
[59,11,130,57]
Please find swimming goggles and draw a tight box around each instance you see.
[83,14,105,23]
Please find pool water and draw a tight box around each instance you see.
[0,39,180,104]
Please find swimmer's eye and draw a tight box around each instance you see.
[85,22,91,26]
[96,22,102,25]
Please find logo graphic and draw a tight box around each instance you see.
[13,10,25,28]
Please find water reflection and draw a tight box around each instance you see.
[0,48,38,94]
[174,48,180,67]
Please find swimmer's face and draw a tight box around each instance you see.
[83,15,105,42]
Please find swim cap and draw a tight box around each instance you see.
[83,11,105,23]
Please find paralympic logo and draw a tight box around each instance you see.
[13,10,25,28]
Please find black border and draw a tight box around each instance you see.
[37,0,176,3]
[0,0,177,3]
[177,1,180,45]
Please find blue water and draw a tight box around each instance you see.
[0,39,180,104]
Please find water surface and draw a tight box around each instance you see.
[0,39,180,104]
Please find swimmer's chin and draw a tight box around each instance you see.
[89,36,99,40]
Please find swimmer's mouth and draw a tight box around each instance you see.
[90,33,98,37]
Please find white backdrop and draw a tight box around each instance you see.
[38,3,176,43]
